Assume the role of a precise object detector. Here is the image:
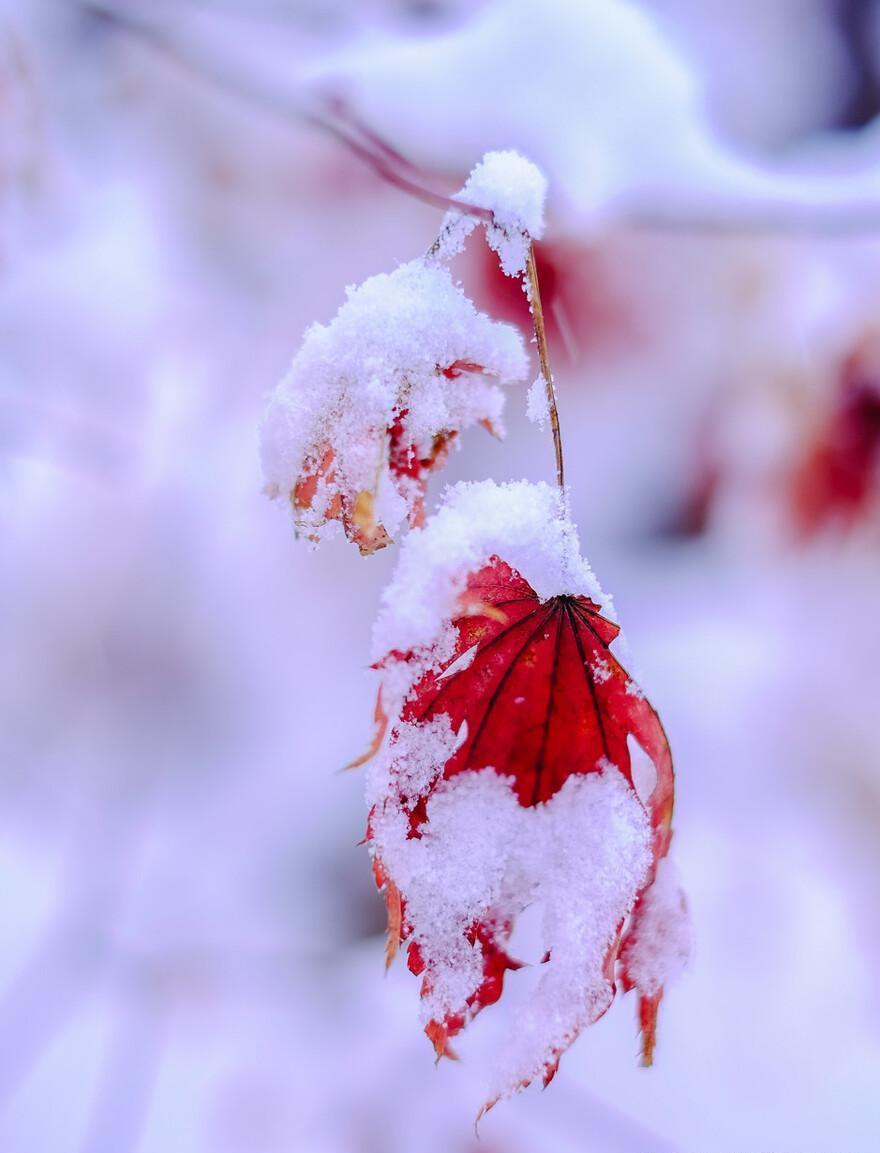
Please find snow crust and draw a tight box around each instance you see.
[621,856,692,996]
[260,259,527,542]
[439,150,548,276]
[372,479,613,670]
[369,762,651,1096]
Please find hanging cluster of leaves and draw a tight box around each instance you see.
[262,150,690,1113]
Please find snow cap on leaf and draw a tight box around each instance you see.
[260,261,528,553]
[373,479,611,674]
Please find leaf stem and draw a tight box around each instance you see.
[525,242,565,490]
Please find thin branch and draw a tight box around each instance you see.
[526,242,565,490]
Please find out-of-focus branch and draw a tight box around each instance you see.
[81,0,880,237]
[80,0,494,225]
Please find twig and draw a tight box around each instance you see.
[526,243,565,490]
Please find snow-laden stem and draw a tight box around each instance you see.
[525,243,565,491]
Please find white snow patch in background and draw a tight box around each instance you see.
[307,0,767,227]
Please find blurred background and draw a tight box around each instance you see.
[2,1,880,1150]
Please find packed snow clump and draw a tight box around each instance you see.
[439,150,548,276]
[260,260,527,553]
[368,759,651,1099]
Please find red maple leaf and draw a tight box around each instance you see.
[365,555,678,1090]
[791,337,880,536]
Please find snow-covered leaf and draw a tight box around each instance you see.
[362,481,688,1104]
[260,261,527,552]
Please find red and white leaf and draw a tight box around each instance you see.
[362,481,688,1106]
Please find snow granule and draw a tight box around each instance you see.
[260,259,527,544]
[593,657,612,684]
